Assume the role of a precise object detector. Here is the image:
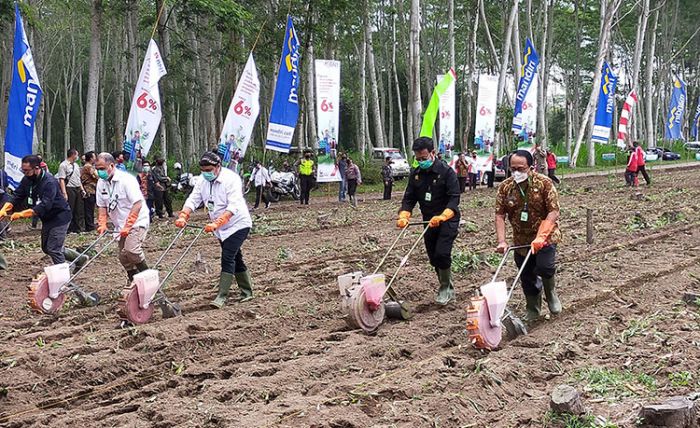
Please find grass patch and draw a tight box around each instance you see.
[574,367,656,398]
[543,411,618,428]
[668,371,693,387]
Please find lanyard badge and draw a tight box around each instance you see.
[206,200,215,212]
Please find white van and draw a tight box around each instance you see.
[372,148,411,179]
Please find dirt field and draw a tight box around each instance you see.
[1,167,699,428]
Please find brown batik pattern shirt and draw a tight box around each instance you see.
[495,172,561,254]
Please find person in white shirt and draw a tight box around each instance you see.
[94,152,151,285]
[175,152,254,308]
[251,160,271,209]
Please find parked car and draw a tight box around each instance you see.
[372,148,411,179]
[495,155,508,181]
[646,147,681,161]
[683,141,700,152]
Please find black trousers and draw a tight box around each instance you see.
[154,189,173,217]
[42,221,70,264]
[514,244,557,296]
[637,165,650,185]
[67,187,85,232]
[299,175,313,204]
[486,171,495,188]
[547,169,560,184]
[422,220,459,270]
[457,176,467,193]
[220,227,250,274]
[347,179,358,197]
[84,194,96,231]
[468,173,477,190]
[383,180,393,200]
[254,185,269,208]
[625,170,638,186]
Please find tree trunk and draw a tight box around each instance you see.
[536,0,549,146]
[512,10,522,95]
[305,34,317,149]
[570,0,622,167]
[645,9,659,148]
[157,0,181,159]
[391,0,407,154]
[84,0,102,153]
[364,0,385,148]
[386,40,394,148]
[448,0,455,69]
[409,0,422,141]
[479,0,501,72]
[463,1,479,150]
[360,35,368,154]
[630,0,649,141]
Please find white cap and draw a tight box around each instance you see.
[174,162,182,169]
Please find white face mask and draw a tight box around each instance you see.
[513,170,529,183]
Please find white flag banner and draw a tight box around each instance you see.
[474,74,498,153]
[219,53,261,168]
[315,59,341,183]
[124,39,167,159]
[437,74,456,156]
[514,78,538,138]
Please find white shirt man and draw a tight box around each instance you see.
[251,163,272,209]
[95,153,150,283]
[176,152,253,308]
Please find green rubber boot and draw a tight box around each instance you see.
[126,269,138,286]
[211,272,234,308]
[542,276,562,315]
[235,270,254,302]
[436,268,455,305]
[135,261,149,272]
[64,248,89,270]
[524,292,542,322]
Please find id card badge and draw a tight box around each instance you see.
[27,197,33,205]
[520,211,529,222]
[206,200,215,212]
[425,192,432,202]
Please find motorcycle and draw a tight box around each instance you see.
[268,168,300,202]
[171,162,195,197]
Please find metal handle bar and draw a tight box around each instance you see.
[372,221,429,275]
[66,230,118,269]
[157,227,206,290]
[60,234,120,290]
[0,219,13,236]
[505,249,533,304]
[382,226,430,299]
[490,244,531,283]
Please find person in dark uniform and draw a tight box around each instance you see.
[396,137,461,305]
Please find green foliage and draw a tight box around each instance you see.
[543,411,618,428]
[668,371,693,387]
[574,367,656,398]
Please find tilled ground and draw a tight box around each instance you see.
[1,167,699,427]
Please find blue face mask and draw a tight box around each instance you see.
[97,170,109,180]
[202,171,217,182]
[418,159,434,170]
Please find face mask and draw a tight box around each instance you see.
[97,169,109,180]
[202,171,216,182]
[513,171,529,183]
[143,166,151,173]
[418,159,434,170]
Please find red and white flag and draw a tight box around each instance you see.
[617,90,638,149]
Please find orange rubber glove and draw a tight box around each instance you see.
[396,211,411,229]
[428,208,455,228]
[120,210,139,238]
[97,210,108,235]
[205,211,232,233]
[175,209,191,228]
[531,219,556,254]
[10,209,34,221]
[0,202,13,219]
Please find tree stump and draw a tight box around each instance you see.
[638,396,698,428]
[550,385,586,415]
[682,292,700,305]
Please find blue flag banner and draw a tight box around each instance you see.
[4,4,42,189]
[512,38,540,136]
[691,96,700,140]
[665,75,686,141]
[591,62,618,144]
[265,15,301,153]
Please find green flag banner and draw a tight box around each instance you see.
[420,68,457,138]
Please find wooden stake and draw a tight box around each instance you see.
[586,208,594,244]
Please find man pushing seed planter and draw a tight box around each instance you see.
[495,150,562,322]
[396,137,461,305]
[176,151,254,308]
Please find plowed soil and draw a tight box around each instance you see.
[1,167,699,427]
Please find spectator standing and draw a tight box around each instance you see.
[345,158,362,207]
[633,141,650,185]
[468,152,478,190]
[546,150,560,184]
[251,160,271,209]
[57,148,86,233]
[152,158,174,218]
[298,152,315,205]
[81,151,99,231]
[625,148,639,186]
[533,142,547,175]
[381,156,393,200]
[337,153,348,202]
[455,153,469,193]
[136,160,156,220]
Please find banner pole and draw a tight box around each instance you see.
[151,0,167,40]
